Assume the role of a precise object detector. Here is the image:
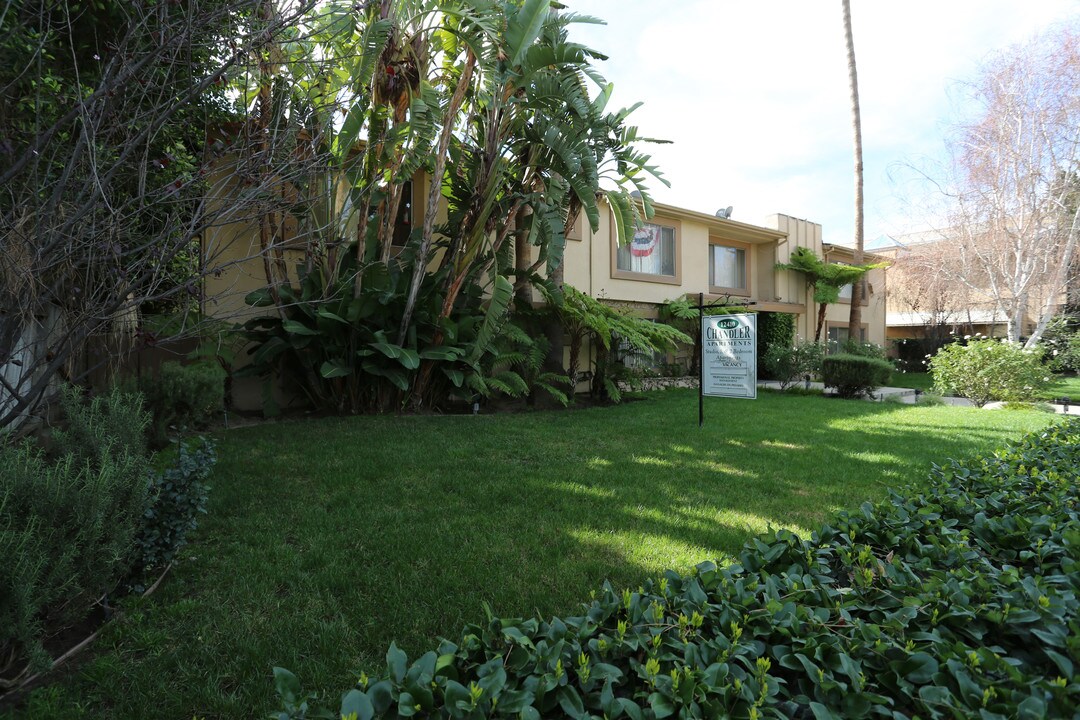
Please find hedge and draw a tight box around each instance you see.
[822,354,892,399]
[275,421,1080,719]
[756,313,795,381]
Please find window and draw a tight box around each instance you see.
[710,244,747,293]
[827,324,867,353]
[615,328,666,369]
[616,222,676,277]
[566,212,584,242]
[833,262,868,303]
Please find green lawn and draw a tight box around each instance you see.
[1041,375,1080,402]
[887,370,936,391]
[889,370,1080,402]
[13,390,1058,719]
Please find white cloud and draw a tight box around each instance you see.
[568,0,1078,243]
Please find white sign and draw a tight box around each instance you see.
[701,314,757,399]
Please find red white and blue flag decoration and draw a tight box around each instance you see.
[631,225,659,257]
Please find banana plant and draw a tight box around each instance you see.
[231,0,671,414]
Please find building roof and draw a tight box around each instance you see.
[822,242,891,264]
[886,309,1009,327]
[647,200,788,244]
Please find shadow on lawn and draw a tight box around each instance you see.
[17,392,1051,720]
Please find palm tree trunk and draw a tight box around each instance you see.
[842,0,865,338]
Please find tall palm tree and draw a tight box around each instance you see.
[842,0,865,339]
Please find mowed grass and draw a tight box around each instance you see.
[890,370,1080,401]
[14,390,1058,719]
[888,370,936,391]
[1043,375,1080,402]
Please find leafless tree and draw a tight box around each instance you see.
[0,0,325,431]
[934,24,1080,346]
[886,239,980,346]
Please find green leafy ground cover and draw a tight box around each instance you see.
[12,390,1057,719]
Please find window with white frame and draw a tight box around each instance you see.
[616,223,676,277]
[710,244,747,292]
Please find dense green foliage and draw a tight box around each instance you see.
[558,286,690,402]
[755,313,795,380]
[929,339,1051,407]
[274,420,1080,720]
[821,354,892,399]
[17,390,1056,718]
[138,361,226,447]
[775,249,886,342]
[239,261,550,413]
[837,338,888,360]
[134,437,217,579]
[235,0,666,415]
[761,341,823,391]
[0,385,219,685]
[1042,326,1080,374]
[0,388,150,672]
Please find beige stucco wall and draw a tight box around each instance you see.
[202,163,445,326]
[762,214,888,347]
[564,200,802,314]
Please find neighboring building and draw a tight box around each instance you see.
[871,231,1060,347]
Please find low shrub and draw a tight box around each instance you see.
[916,391,946,406]
[0,387,151,672]
[821,354,892,398]
[274,421,1080,719]
[1043,330,1080,374]
[134,437,216,579]
[139,361,225,447]
[1039,315,1080,374]
[929,339,1050,407]
[761,341,823,390]
[838,338,888,360]
[54,384,149,468]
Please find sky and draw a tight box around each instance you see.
[567,0,1079,248]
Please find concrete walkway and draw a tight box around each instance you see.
[757,380,1078,415]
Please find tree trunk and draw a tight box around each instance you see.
[513,205,532,305]
[397,51,476,345]
[1026,205,1080,347]
[543,262,566,371]
[567,329,581,392]
[842,0,865,338]
[815,302,827,343]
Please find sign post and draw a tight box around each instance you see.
[699,298,757,426]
